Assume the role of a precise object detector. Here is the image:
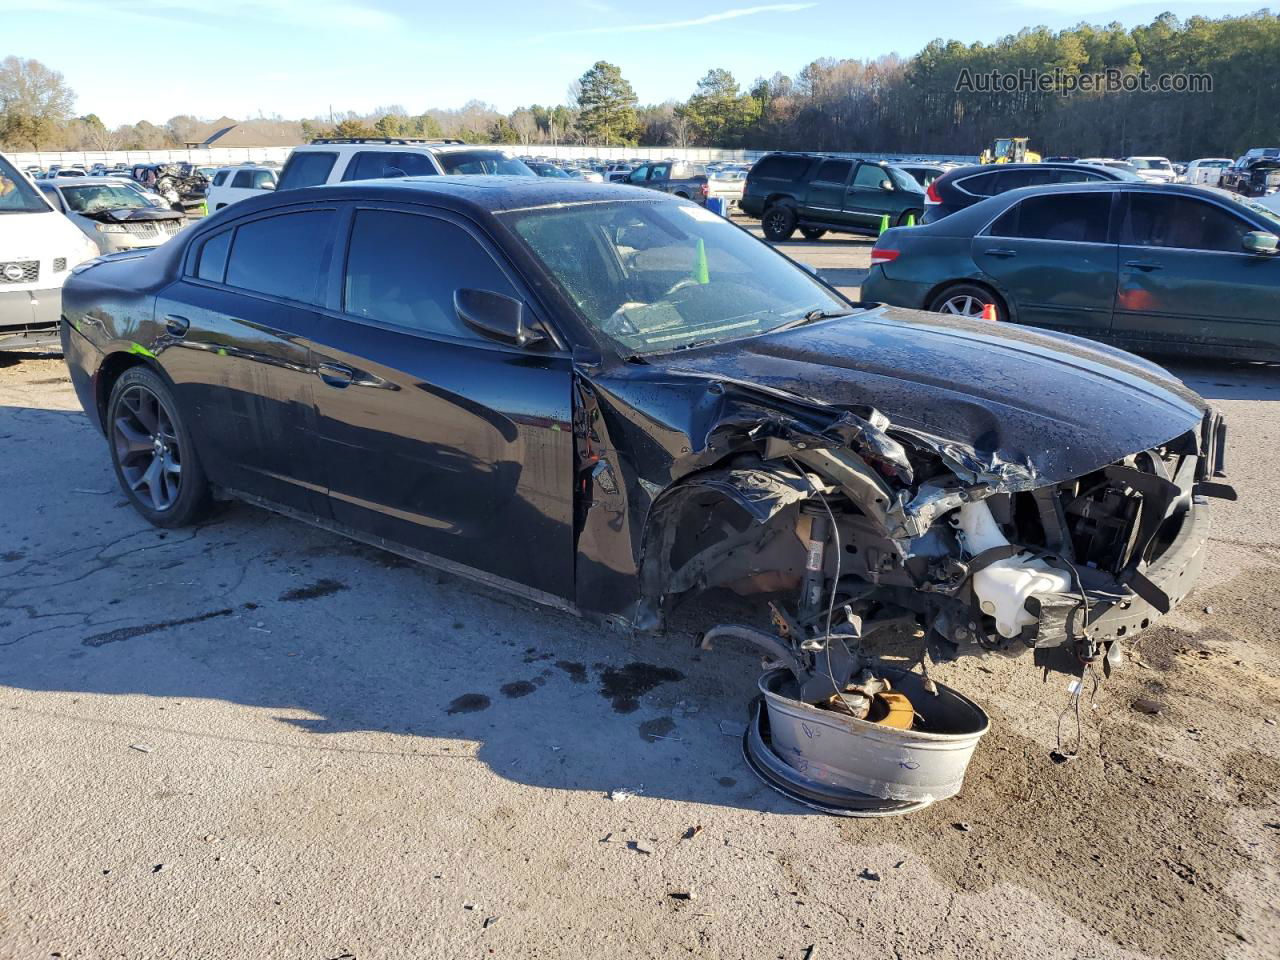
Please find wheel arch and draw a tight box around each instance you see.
[923,277,1013,321]
[95,350,172,427]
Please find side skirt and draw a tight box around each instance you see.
[223,486,581,618]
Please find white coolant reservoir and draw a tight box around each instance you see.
[954,500,1074,639]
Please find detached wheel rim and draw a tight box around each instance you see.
[113,385,182,511]
[939,294,988,318]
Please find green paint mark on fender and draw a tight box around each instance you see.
[127,342,157,359]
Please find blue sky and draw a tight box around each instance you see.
[1,0,1266,125]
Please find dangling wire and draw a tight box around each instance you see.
[1054,661,1100,762]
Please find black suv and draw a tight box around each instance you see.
[740,153,925,241]
[921,162,1138,223]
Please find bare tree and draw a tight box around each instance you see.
[0,56,75,149]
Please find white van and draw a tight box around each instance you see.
[0,152,100,349]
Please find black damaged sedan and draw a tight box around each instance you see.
[60,177,1230,673]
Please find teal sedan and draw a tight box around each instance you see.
[861,182,1280,361]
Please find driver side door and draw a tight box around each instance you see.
[305,203,577,603]
[843,162,898,228]
[1114,191,1280,355]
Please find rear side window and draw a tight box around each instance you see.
[342,210,516,340]
[277,151,338,190]
[195,229,231,282]
[990,193,1111,243]
[813,159,852,184]
[1120,194,1252,253]
[958,172,999,196]
[225,211,334,303]
[341,151,438,181]
[750,155,810,180]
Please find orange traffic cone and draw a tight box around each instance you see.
[980,302,998,321]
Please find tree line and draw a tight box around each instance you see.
[3,10,1278,158]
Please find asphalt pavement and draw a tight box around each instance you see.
[1,239,1277,960]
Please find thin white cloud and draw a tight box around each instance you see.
[0,0,401,30]
[537,3,817,40]
[1009,0,1251,12]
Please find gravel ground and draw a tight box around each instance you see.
[1,242,1277,959]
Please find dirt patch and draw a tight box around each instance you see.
[555,660,588,683]
[278,578,348,602]
[500,681,538,699]
[599,662,685,714]
[639,716,677,742]
[81,608,233,648]
[446,693,491,715]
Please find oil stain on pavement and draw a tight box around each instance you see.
[599,662,685,714]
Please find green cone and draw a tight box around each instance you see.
[906,213,916,227]
[692,237,710,284]
[878,214,890,235]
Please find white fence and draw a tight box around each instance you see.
[8,143,978,169]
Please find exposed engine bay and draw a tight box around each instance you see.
[630,393,1232,683]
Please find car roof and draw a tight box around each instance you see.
[292,140,511,155]
[211,175,663,221]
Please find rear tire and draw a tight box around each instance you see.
[107,366,211,528]
[928,283,1004,321]
[762,204,797,242]
[800,227,827,241]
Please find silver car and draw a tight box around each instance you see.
[36,177,187,254]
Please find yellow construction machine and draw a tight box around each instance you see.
[980,137,1042,164]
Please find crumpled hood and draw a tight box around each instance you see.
[647,305,1207,487]
[79,206,183,224]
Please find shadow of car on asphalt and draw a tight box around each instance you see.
[0,403,809,815]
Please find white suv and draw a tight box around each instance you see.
[1124,156,1176,183]
[276,138,535,191]
[207,164,278,210]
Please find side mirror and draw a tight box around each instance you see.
[261,182,276,191]
[454,288,546,348]
[880,179,894,192]
[1243,231,1278,255]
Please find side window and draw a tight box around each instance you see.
[1052,169,1097,184]
[813,159,852,184]
[1121,194,1252,253]
[852,163,888,189]
[195,229,232,283]
[990,170,1038,193]
[752,155,811,180]
[649,163,670,181]
[1121,195,1249,253]
[343,210,517,341]
[212,171,229,186]
[231,170,255,188]
[277,151,338,190]
[627,166,650,184]
[224,211,334,303]
[990,193,1111,243]
[341,151,438,182]
[959,172,1000,197]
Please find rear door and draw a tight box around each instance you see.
[1114,191,1280,354]
[800,158,852,224]
[974,190,1118,336]
[156,207,337,515]
[306,203,576,602]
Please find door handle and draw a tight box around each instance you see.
[164,314,190,337]
[1124,260,1162,271]
[983,248,1017,258]
[317,361,354,388]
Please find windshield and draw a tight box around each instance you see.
[1227,193,1280,232]
[502,199,849,355]
[887,166,925,193]
[0,155,50,214]
[60,183,154,214]
[437,151,534,176]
